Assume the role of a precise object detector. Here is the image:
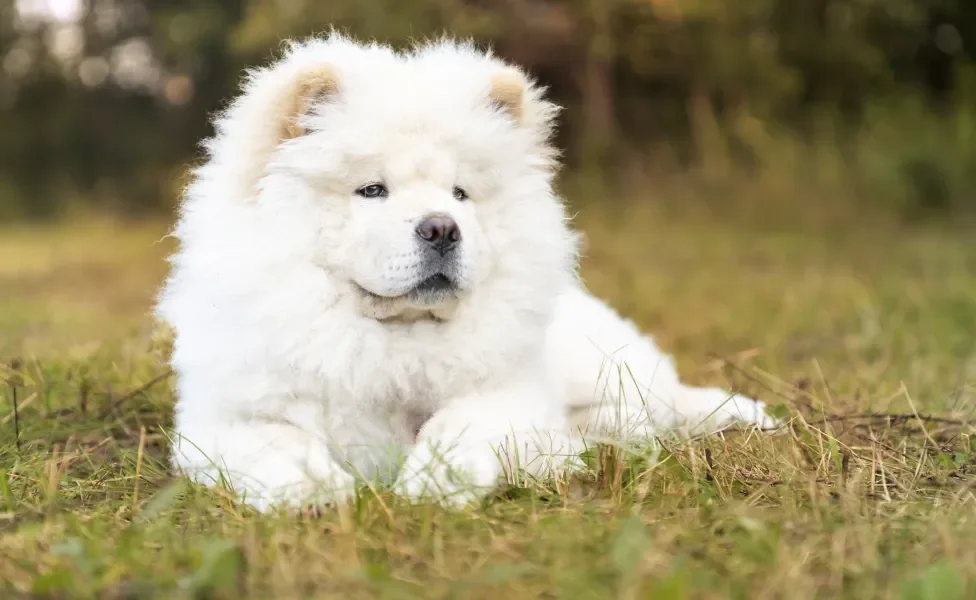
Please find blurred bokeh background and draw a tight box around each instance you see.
[4,9,976,594]
[3,0,976,362]
[3,0,976,223]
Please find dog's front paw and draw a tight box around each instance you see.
[219,456,359,514]
[393,442,503,509]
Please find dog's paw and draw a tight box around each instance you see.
[393,442,503,509]
[227,462,359,515]
[728,397,783,429]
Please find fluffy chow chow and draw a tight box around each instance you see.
[156,33,777,511]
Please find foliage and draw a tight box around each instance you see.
[1,0,976,218]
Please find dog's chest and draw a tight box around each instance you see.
[326,401,432,484]
[348,337,492,405]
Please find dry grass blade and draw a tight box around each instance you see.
[2,214,976,598]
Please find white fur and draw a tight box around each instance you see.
[156,33,777,511]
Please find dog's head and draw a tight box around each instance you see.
[207,34,578,322]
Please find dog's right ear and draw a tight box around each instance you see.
[217,61,343,197]
[279,64,341,141]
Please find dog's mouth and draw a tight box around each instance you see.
[355,272,459,304]
[410,273,455,298]
[354,271,461,322]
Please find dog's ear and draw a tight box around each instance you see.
[488,65,560,141]
[221,61,343,198]
[489,67,527,124]
[281,65,341,140]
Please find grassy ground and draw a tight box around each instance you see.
[1,203,975,599]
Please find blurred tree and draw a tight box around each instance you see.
[0,0,974,218]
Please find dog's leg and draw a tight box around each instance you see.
[576,382,779,441]
[564,343,780,440]
[170,419,357,513]
[549,287,780,441]
[393,384,583,508]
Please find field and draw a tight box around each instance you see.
[2,200,975,599]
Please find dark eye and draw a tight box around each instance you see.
[356,183,388,198]
[453,186,469,201]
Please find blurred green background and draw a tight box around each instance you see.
[5,6,976,596]
[3,0,976,222]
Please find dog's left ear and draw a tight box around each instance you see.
[489,67,527,124]
[488,66,559,138]
[281,65,341,140]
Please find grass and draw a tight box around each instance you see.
[1,202,976,599]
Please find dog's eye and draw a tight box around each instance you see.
[356,184,388,198]
[452,186,469,201]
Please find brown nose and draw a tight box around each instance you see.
[415,214,461,255]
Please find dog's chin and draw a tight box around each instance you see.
[355,274,462,322]
[405,274,457,304]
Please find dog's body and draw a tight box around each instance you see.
[157,34,775,511]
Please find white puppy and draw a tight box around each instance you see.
[157,33,776,511]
